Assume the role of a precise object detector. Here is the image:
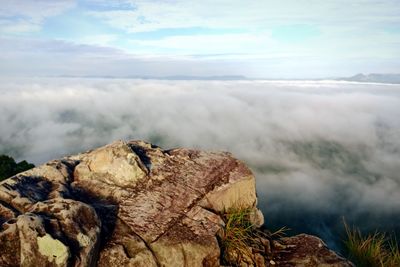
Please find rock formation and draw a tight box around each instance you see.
[0,140,352,266]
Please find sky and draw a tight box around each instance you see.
[0,0,399,78]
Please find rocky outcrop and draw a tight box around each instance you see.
[269,234,354,267]
[0,140,352,267]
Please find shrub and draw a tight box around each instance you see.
[219,206,255,265]
[344,222,400,267]
[0,155,34,181]
[218,205,287,266]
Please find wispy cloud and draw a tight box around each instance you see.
[0,0,399,77]
[1,36,398,79]
[0,37,247,77]
[127,33,275,55]
[87,0,400,33]
[0,0,75,34]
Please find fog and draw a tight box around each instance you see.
[1,77,399,249]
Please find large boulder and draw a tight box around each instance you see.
[0,140,261,266]
[0,160,101,267]
[0,140,351,266]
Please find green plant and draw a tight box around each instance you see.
[386,238,400,267]
[218,205,287,266]
[268,226,289,239]
[0,155,34,181]
[343,221,400,267]
[219,206,255,265]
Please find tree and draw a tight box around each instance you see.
[0,155,34,181]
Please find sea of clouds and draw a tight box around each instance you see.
[1,78,399,249]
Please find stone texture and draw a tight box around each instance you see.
[271,234,354,267]
[0,157,101,267]
[0,140,352,267]
[72,141,148,188]
[0,140,260,266]
[72,140,259,266]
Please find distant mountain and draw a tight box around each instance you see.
[56,75,248,80]
[338,73,400,84]
[55,73,400,83]
[154,75,248,80]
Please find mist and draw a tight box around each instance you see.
[1,77,399,249]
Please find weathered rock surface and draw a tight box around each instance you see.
[270,234,354,267]
[0,140,352,267]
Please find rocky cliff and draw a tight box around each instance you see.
[0,140,352,266]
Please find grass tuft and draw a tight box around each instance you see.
[343,221,400,267]
[218,205,288,266]
[219,206,255,265]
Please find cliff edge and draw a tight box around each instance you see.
[0,140,352,266]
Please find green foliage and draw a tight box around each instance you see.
[219,205,288,266]
[344,222,400,267]
[219,206,255,265]
[0,155,34,181]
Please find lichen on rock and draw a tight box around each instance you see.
[37,234,70,265]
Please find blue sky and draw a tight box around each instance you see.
[0,0,399,78]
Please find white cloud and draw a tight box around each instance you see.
[1,79,399,244]
[0,2,399,242]
[87,1,306,33]
[83,0,400,66]
[88,0,400,33]
[0,18,42,33]
[0,0,75,33]
[1,36,399,79]
[0,0,399,77]
[128,33,275,54]
[0,0,75,18]
[66,34,118,47]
